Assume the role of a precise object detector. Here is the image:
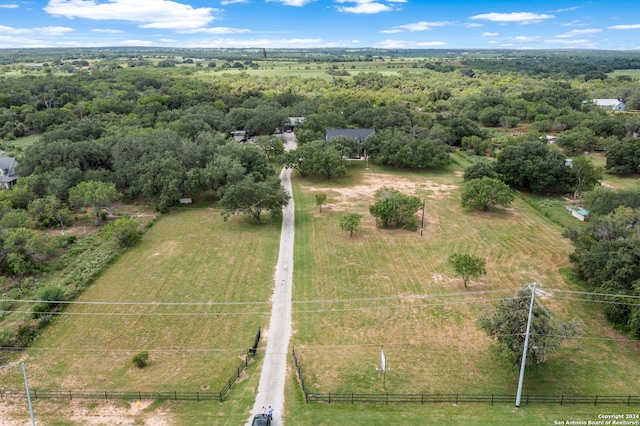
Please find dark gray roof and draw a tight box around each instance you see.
[325,128,375,143]
[0,156,18,183]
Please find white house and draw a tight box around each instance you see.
[590,99,625,111]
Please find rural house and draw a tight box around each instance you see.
[589,99,626,111]
[324,128,375,144]
[0,156,19,189]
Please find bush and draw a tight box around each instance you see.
[132,351,149,368]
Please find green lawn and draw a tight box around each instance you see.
[288,161,640,402]
[2,162,639,424]
[2,208,280,394]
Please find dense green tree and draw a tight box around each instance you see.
[340,213,363,237]
[461,177,515,212]
[100,217,141,247]
[68,180,119,225]
[478,286,582,367]
[254,136,285,161]
[555,127,597,155]
[28,195,70,230]
[369,187,421,229]
[448,253,486,287]
[463,160,498,181]
[564,206,640,336]
[495,140,575,193]
[570,156,603,199]
[583,187,640,216]
[0,228,44,276]
[0,210,30,229]
[219,176,289,224]
[605,139,640,175]
[284,140,349,180]
[364,129,451,168]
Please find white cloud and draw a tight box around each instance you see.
[266,0,313,6]
[555,29,601,38]
[336,0,392,14]
[482,32,499,36]
[183,37,338,48]
[0,24,74,35]
[609,24,640,30]
[45,0,218,31]
[0,4,19,8]
[464,23,483,28]
[91,28,124,33]
[381,21,450,33]
[178,27,251,34]
[470,12,554,24]
[221,0,248,4]
[545,38,597,48]
[553,6,581,12]
[513,35,541,42]
[374,39,446,48]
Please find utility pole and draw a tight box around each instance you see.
[22,363,36,426]
[0,363,36,425]
[515,282,536,408]
[420,199,425,237]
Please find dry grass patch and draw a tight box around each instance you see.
[2,208,280,393]
[290,165,640,396]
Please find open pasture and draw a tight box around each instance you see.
[289,161,640,397]
[0,207,280,393]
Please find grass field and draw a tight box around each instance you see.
[1,207,280,396]
[288,160,640,400]
[2,160,639,424]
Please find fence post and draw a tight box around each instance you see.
[628,395,631,406]
[386,393,389,405]
[105,390,108,401]
[594,395,598,406]
[351,393,354,404]
[491,394,494,406]
[197,392,200,403]
[560,394,564,406]
[421,393,424,405]
[139,391,141,401]
[33,389,37,400]
[329,393,331,404]
[69,390,72,400]
[455,394,459,405]
[174,391,177,402]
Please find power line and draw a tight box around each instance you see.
[545,288,640,300]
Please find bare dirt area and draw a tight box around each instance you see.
[303,171,459,212]
[0,400,174,425]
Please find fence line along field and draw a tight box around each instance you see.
[289,161,640,397]
[0,208,280,392]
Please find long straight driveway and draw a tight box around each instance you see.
[247,133,296,425]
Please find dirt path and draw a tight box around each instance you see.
[247,133,296,425]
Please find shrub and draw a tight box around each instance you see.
[132,351,149,368]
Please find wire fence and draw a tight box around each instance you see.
[0,327,261,403]
[304,393,640,406]
[292,346,308,402]
[292,347,640,406]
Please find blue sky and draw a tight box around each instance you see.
[1,0,640,50]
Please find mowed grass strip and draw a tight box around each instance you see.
[7,208,280,392]
[290,162,640,396]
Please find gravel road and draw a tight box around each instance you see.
[247,133,297,425]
